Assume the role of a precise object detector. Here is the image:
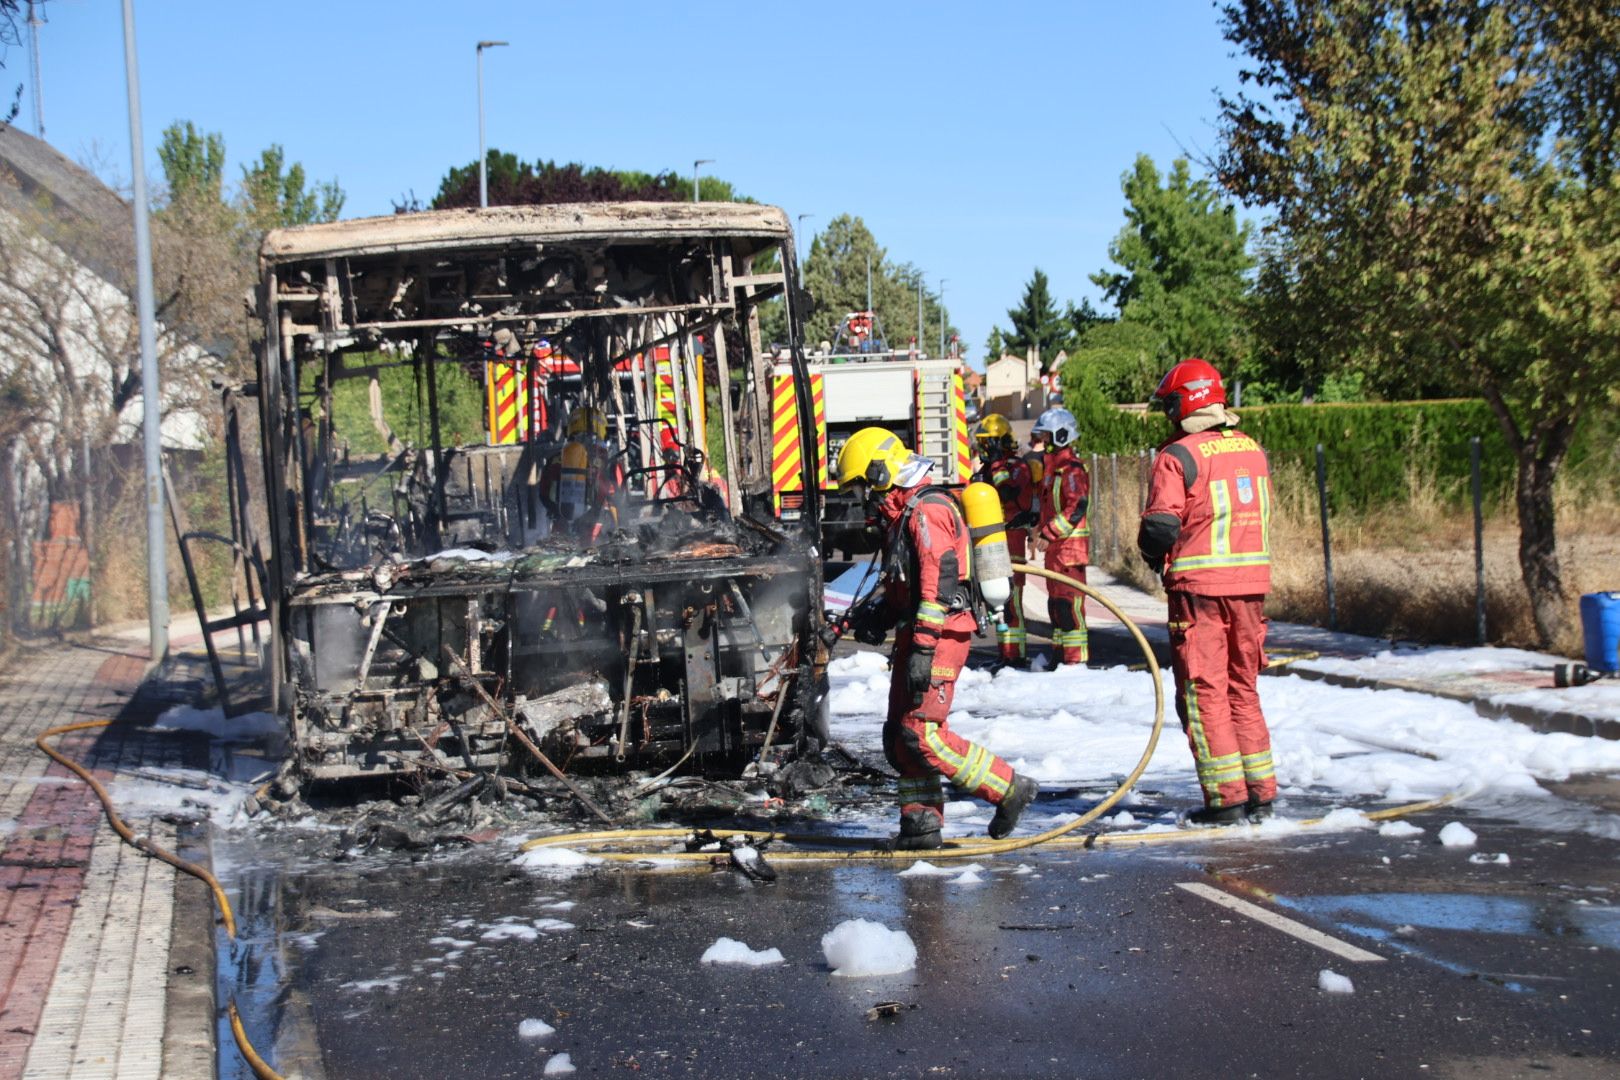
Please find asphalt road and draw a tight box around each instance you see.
[218,785,1620,1080]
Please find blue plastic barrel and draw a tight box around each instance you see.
[1580,592,1620,674]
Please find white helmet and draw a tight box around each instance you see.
[1031,406,1078,449]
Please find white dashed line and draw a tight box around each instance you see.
[1177,882,1385,964]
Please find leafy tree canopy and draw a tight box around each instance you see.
[431,151,712,209]
[1065,319,1163,405]
[157,121,226,206]
[1215,0,1620,647]
[1091,155,1253,377]
[988,268,1073,364]
[796,214,953,354]
[242,145,344,229]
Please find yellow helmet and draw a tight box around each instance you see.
[835,427,912,492]
[566,405,608,440]
[972,413,1015,454]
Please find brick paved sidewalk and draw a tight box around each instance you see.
[0,640,213,1080]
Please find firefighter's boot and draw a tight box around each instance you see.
[889,807,943,851]
[988,774,1040,839]
[1186,803,1248,827]
[1246,799,1274,823]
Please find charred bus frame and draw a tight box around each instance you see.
[253,203,826,785]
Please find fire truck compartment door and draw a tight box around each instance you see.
[821,367,915,423]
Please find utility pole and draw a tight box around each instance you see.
[938,278,948,358]
[476,40,509,208]
[27,1,44,138]
[916,277,924,356]
[121,0,165,665]
[692,159,713,203]
[865,254,872,314]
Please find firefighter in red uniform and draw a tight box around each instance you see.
[540,406,625,541]
[1138,359,1276,826]
[837,427,1040,851]
[971,413,1036,665]
[1030,407,1091,665]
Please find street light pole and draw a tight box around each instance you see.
[692,159,714,203]
[938,278,948,358]
[916,276,924,356]
[476,40,509,208]
[121,0,165,665]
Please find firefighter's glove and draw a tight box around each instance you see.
[1143,552,1165,576]
[1008,510,1038,531]
[907,646,936,705]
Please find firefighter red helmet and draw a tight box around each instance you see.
[1153,359,1226,423]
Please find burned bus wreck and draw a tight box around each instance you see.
[254,203,826,786]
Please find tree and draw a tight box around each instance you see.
[0,1,26,126]
[431,152,687,209]
[797,215,951,353]
[1091,155,1253,376]
[157,122,225,206]
[992,268,1073,363]
[242,145,344,230]
[1065,320,1163,404]
[1215,0,1620,648]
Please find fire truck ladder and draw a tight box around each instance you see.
[915,370,957,481]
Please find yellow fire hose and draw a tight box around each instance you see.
[521,564,1461,864]
[35,719,285,1080]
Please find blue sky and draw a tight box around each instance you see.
[18,0,1248,366]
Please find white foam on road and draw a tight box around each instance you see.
[826,654,1620,828]
[1318,969,1355,994]
[821,919,917,977]
[1438,822,1478,847]
[700,937,785,966]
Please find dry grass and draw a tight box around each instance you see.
[1084,452,1620,656]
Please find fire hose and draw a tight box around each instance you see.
[35,719,285,1080]
[521,563,1462,863]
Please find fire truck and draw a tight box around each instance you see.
[769,312,972,553]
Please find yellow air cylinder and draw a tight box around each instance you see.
[962,481,1013,620]
[558,440,591,524]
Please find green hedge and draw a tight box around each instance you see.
[1065,391,1616,513]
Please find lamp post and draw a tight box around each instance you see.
[476,40,509,208]
[692,159,714,203]
[121,0,165,664]
[938,278,948,358]
[916,276,924,356]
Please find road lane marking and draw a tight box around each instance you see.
[1176,882,1385,964]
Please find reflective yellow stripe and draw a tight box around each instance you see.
[924,724,967,772]
[1260,474,1271,556]
[917,601,947,627]
[960,744,993,792]
[1048,472,1089,539]
[1170,552,1273,571]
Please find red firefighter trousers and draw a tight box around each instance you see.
[1167,592,1277,809]
[1044,539,1088,664]
[884,624,1017,824]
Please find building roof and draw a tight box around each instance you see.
[0,125,133,285]
[262,201,794,262]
